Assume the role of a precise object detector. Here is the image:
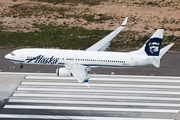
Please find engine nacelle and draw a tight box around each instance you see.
[56,68,72,77]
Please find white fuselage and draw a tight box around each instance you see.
[5,48,150,68]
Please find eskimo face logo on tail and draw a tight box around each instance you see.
[145,38,162,56]
[26,55,58,65]
[149,42,160,53]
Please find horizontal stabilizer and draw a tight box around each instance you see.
[160,43,174,57]
[148,57,161,68]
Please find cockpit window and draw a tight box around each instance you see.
[10,52,15,56]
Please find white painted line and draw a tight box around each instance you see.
[21,82,180,89]
[4,105,179,113]
[25,76,180,83]
[9,99,180,107]
[17,87,180,95]
[12,93,180,101]
[0,114,174,120]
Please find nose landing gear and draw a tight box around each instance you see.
[20,63,23,69]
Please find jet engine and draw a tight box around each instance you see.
[56,68,72,77]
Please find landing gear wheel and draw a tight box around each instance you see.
[20,64,23,69]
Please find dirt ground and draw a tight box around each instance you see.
[0,0,180,37]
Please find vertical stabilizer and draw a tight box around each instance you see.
[145,29,164,67]
[130,29,164,56]
[144,29,164,56]
[130,29,164,68]
[130,29,174,68]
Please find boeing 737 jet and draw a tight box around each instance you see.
[5,17,174,86]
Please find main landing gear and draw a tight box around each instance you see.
[20,63,23,69]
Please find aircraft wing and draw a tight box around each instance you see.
[85,17,128,51]
[65,63,90,84]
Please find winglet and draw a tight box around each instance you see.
[121,17,128,27]
[84,77,90,87]
[84,78,89,82]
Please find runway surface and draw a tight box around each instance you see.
[0,73,180,120]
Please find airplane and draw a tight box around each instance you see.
[5,17,174,87]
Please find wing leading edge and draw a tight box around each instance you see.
[85,17,128,51]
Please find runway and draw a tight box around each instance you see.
[0,73,180,119]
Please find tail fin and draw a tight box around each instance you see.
[144,29,164,56]
[131,29,164,56]
[144,29,163,67]
[131,29,174,68]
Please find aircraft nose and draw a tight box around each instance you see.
[5,54,10,59]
